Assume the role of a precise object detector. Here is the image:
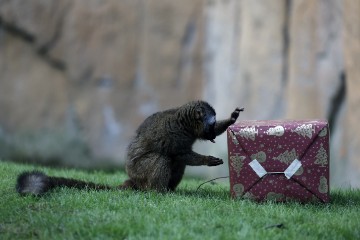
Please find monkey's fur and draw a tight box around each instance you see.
[16,101,243,196]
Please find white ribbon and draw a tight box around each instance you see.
[249,159,302,179]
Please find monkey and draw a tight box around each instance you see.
[16,100,243,195]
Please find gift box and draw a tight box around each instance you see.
[227,120,330,203]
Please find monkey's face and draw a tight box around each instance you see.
[194,106,217,143]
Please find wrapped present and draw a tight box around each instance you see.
[227,120,330,203]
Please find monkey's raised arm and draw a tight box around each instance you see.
[214,107,244,136]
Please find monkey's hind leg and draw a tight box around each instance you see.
[118,179,138,190]
[127,153,172,192]
[147,154,172,192]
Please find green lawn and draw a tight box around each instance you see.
[1,161,359,240]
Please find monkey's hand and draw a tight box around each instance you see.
[206,156,224,166]
[230,107,244,123]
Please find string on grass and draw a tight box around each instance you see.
[196,176,229,192]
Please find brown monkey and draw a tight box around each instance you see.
[16,100,243,195]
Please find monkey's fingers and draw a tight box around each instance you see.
[230,107,244,122]
[207,157,224,166]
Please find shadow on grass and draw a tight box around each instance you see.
[174,188,231,200]
[174,187,360,208]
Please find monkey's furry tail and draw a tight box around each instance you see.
[16,171,113,196]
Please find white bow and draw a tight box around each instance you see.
[249,159,302,179]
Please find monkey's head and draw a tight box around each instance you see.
[191,101,217,143]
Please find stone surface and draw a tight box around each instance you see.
[199,0,286,178]
[286,0,344,119]
[0,0,359,187]
[342,0,360,187]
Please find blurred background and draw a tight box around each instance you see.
[0,0,359,188]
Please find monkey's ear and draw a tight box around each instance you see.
[195,108,203,120]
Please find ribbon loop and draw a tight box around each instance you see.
[249,159,302,179]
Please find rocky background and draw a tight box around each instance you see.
[0,0,358,188]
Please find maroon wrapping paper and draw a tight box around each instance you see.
[227,120,330,203]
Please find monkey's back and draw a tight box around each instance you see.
[125,106,195,174]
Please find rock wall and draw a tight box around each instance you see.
[0,0,359,187]
[0,0,204,168]
[342,0,360,187]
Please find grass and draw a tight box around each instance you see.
[1,161,359,240]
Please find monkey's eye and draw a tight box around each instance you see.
[195,108,204,120]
